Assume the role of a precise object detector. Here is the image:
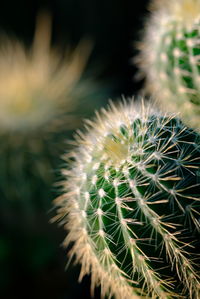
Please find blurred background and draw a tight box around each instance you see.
[0,1,149,298]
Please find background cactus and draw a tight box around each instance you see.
[0,10,113,299]
[136,0,200,129]
[0,11,98,208]
[0,11,109,298]
[55,100,200,299]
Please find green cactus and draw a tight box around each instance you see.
[55,101,200,299]
[137,0,200,129]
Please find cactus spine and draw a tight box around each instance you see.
[55,101,200,299]
[137,0,200,129]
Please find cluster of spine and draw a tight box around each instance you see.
[55,101,200,299]
[137,0,200,129]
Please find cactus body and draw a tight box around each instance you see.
[137,0,200,129]
[55,101,200,299]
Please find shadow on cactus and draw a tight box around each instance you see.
[136,0,200,129]
[54,100,200,299]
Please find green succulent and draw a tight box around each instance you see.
[55,101,200,299]
[137,0,200,129]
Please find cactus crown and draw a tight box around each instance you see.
[173,0,200,23]
[151,0,200,24]
[137,0,200,129]
[55,101,200,299]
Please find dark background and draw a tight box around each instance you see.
[0,1,149,298]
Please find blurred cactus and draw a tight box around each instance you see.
[0,11,98,211]
[54,100,200,299]
[0,12,92,133]
[136,0,200,129]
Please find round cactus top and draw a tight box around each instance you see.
[69,100,162,171]
[151,0,200,26]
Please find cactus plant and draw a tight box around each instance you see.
[54,100,200,299]
[0,12,96,213]
[136,0,200,129]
